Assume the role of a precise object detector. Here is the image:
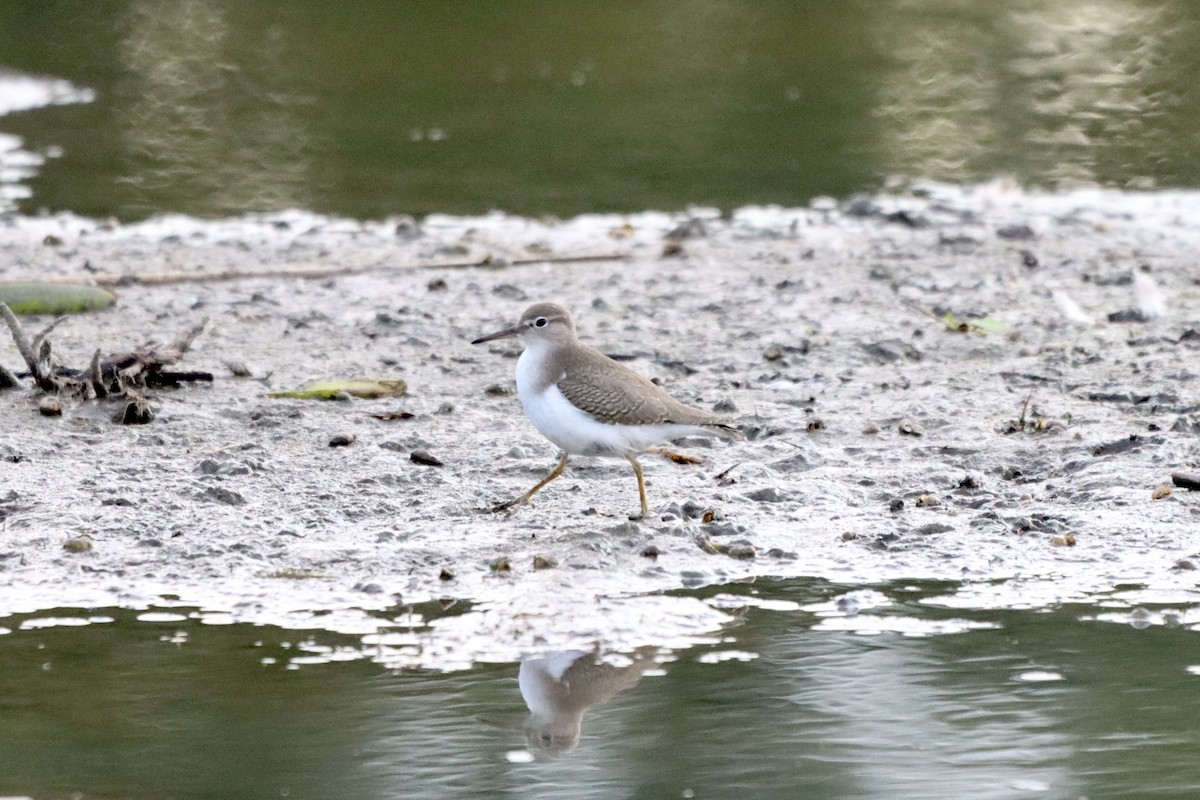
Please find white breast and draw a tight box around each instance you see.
[515,345,705,457]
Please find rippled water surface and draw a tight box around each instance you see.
[4,578,1199,800]
[1,1,1199,219]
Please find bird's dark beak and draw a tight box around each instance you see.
[471,325,520,345]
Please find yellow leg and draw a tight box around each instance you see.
[490,452,569,513]
[626,454,650,520]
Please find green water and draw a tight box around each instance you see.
[1,0,1199,220]
[2,579,1197,799]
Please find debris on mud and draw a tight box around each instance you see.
[1,303,209,422]
[411,450,444,467]
[2,185,1200,666]
[268,379,407,400]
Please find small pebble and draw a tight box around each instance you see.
[841,531,858,541]
[532,555,557,570]
[328,432,356,447]
[1051,534,1077,547]
[225,361,252,377]
[410,450,444,467]
[63,535,93,553]
[861,421,880,435]
[806,418,825,432]
[889,498,905,512]
[370,410,414,421]
[198,486,246,506]
[898,419,923,436]
[641,544,661,559]
[727,543,757,559]
[395,216,420,238]
[1152,484,1172,500]
[438,567,456,581]
[492,283,525,300]
[1171,471,1200,491]
[666,218,707,239]
[915,493,940,507]
[113,397,153,425]
[996,223,1036,241]
[427,278,448,292]
[762,344,785,362]
[38,396,63,417]
[490,556,512,573]
[484,384,512,397]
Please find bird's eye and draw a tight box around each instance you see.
[534,317,548,328]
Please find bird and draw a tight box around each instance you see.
[518,648,659,754]
[471,302,741,518]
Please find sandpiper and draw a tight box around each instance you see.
[471,302,741,518]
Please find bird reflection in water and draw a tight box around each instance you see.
[518,647,659,755]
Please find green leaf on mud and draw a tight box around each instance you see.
[268,379,408,400]
[0,282,115,314]
[944,311,1007,335]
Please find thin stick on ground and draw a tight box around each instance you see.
[0,303,56,391]
[30,316,68,362]
[31,252,626,289]
[88,349,107,398]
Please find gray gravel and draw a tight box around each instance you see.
[2,183,1199,666]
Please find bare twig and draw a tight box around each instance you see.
[31,253,626,289]
[0,302,56,391]
[1018,392,1033,431]
[88,349,107,398]
[30,316,68,359]
[714,463,742,481]
[1,302,209,403]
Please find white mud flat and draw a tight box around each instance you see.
[2,183,1199,668]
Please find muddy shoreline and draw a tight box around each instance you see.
[2,183,1198,666]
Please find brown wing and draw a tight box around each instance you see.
[556,345,728,428]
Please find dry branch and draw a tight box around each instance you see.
[0,304,210,415]
[34,252,625,289]
[1,303,57,391]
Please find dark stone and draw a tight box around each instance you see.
[996,224,1036,240]
[861,339,922,363]
[198,486,246,506]
[410,450,444,467]
[745,487,786,503]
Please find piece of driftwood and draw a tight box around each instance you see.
[33,252,625,289]
[0,304,60,391]
[0,303,211,424]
